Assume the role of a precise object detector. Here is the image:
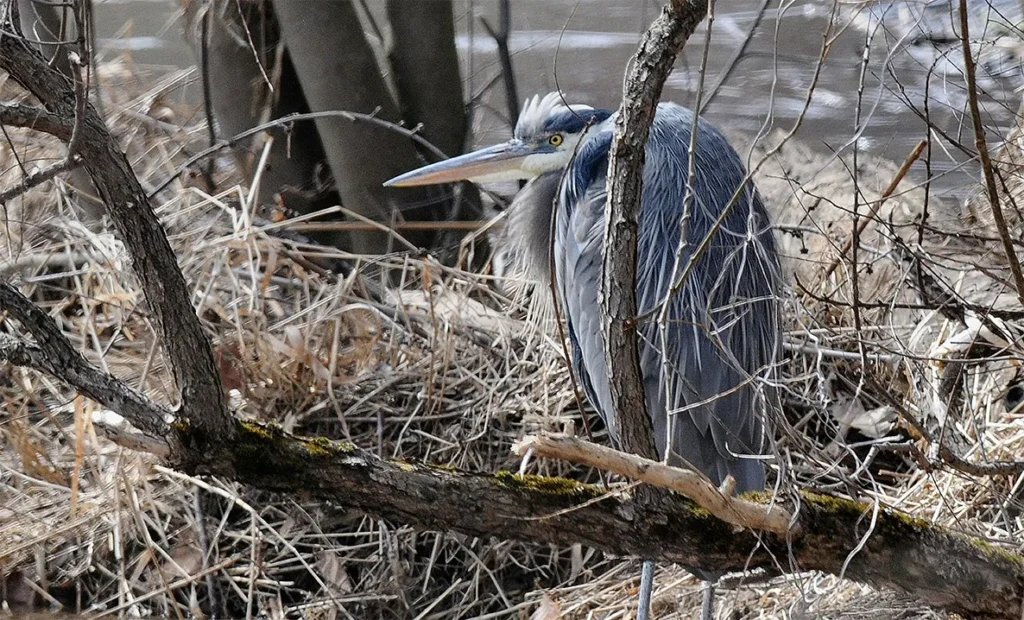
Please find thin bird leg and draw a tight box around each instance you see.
[701,580,716,620]
[637,560,655,620]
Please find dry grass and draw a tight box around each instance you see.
[2,59,1023,619]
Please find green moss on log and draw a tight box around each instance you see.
[494,471,604,499]
[973,537,1024,567]
[230,421,358,476]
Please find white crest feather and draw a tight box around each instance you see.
[514,92,594,140]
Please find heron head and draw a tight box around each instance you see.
[384,93,613,187]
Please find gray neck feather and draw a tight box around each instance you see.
[505,171,562,284]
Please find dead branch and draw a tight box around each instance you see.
[0,280,173,443]
[90,409,173,457]
[866,375,1024,477]
[513,434,798,537]
[2,5,1024,619]
[0,154,80,204]
[602,0,707,463]
[821,140,926,281]
[216,425,1024,620]
[0,103,72,140]
[958,0,1024,308]
[0,27,234,458]
[699,0,770,114]
[479,0,520,129]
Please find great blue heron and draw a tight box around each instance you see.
[386,92,781,620]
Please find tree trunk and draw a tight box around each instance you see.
[270,0,449,254]
[385,0,484,254]
[179,1,343,245]
[385,0,466,158]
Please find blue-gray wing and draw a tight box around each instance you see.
[555,104,780,493]
[556,162,620,441]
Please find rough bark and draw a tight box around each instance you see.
[0,103,71,140]
[270,0,448,253]
[178,1,340,243]
[2,315,1024,620]
[602,0,708,462]
[0,282,173,444]
[218,423,1024,620]
[385,0,467,159]
[384,0,485,251]
[0,29,234,461]
[3,5,1024,618]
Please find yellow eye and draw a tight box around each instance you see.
[548,134,564,147]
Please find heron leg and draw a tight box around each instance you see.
[700,580,715,620]
[637,560,655,620]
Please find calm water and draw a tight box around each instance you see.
[92,0,1024,201]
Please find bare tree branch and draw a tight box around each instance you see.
[480,0,520,129]
[958,0,1024,309]
[0,155,80,205]
[698,0,769,114]
[0,280,173,444]
[149,110,450,199]
[0,26,234,459]
[513,434,797,536]
[602,0,708,461]
[0,103,73,140]
[216,424,1024,620]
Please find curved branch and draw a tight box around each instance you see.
[602,0,708,460]
[0,281,173,443]
[0,26,233,460]
[513,433,797,536]
[0,103,73,140]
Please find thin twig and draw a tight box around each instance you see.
[698,0,770,114]
[149,110,450,199]
[283,220,493,233]
[200,9,217,183]
[479,0,519,129]
[65,2,87,159]
[513,434,798,536]
[64,52,87,156]
[0,155,81,205]
[958,0,1024,309]
[821,140,926,281]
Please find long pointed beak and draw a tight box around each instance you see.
[384,140,535,187]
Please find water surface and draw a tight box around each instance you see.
[91,0,1024,200]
